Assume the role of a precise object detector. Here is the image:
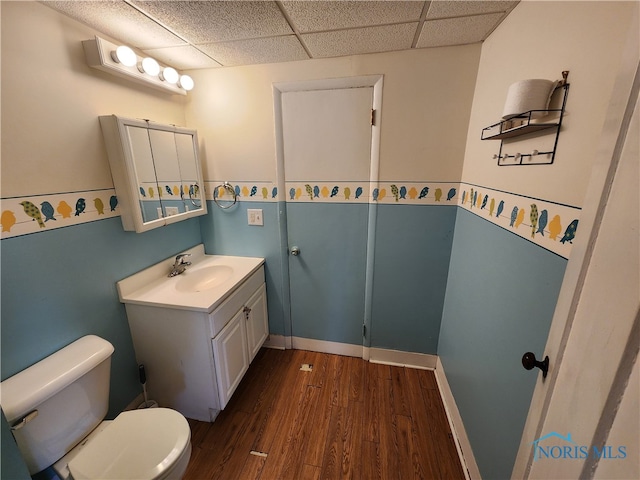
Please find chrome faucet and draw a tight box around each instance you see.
[168,253,191,277]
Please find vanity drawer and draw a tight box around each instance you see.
[209,266,265,338]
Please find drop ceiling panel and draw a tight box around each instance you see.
[131,0,294,44]
[42,1,520,69]
[417,13,505,48]
[303,23,418,58]
[426,0,518,19]
[199,36,309,67]
[45,1,186,49]
[142,45,222,70]
[281,0,424,32]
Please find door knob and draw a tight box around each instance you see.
[522,352,549,378]
[290,246,300,256]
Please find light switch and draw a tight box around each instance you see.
[247,208,263,226]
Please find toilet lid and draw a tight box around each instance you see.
[68,408,190,480]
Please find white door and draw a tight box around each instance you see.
[274,76,383,356]
[513,20,639,479]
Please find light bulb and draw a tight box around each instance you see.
[111,45,137,67]
[160,67,179,84]
[178,75,194,91]
[138,57,160,76]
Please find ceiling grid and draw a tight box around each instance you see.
[44,0,519,68]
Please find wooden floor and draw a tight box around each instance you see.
[184,348,466,480]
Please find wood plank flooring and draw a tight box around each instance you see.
[184,348,466,480]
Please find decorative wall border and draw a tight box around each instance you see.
[204,181,278,203]
[1,189,120,239]
[457,182,581,259]
[205,180,461,205]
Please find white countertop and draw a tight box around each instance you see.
[117,244,265,313]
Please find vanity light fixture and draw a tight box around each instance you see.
[83,36,193,95]
[160,66,179,84]
[178,75,195,91]
[111,45,137,67]
[139,57,160,77]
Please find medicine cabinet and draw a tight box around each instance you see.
[100,115,207,232]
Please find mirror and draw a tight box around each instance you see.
[100,115,207,232]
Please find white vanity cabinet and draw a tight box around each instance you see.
[124,263,268,422]
[212,283,269,407]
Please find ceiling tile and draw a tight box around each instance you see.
[142,45,222,70]
[303,23,418,58]
[417,13,505,48]
[130,1,293,44]
[281,1,424,32]
[198,36,309,67]
[44,1,186,49]
[426,0,518,19]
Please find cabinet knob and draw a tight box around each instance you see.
[290,246,300,256]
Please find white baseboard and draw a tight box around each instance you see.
[291,336,363,357]
[435,357,481,480]
[369,347,437,370]
[263,334,287,350]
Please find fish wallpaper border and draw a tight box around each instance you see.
[206,180,461,205]
[1,189,119,239]
[3,182,581,260]
[457,182,581,259]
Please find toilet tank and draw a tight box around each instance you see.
[0,335,114,474]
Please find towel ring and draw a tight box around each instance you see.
[213,182,238,209]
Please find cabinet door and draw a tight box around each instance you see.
[245,284,269,363]
[148,128,183,217]
[212,310,249,409]
[174,131,205,212]
[124,124,163,225]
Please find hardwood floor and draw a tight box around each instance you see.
[184,348,466,480]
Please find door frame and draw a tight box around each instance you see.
[272,75,384,358]
[512,11,639,478]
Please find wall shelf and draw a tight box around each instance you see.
[482,72,570,166]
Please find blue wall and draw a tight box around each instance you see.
[1,217,202,415]
[1,201,567,479]
[438,209,567,480]
[372,204,457,353]
[199,200,288,337]
[201,200,459,354]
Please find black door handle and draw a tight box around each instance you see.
[522,352,549,378]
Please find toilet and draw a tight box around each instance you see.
[0,335,191,479]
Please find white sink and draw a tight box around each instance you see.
[117,244,265,312]
[175,265,234,293]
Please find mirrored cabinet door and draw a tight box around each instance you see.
[148,127,185,217]
[100,115,207,233]
[125,125,163,224]
[175,130,204,210]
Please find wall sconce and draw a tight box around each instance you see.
[83,36,194,95]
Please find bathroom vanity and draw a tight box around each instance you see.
[117,245,268,422]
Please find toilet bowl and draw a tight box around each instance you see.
[0,335,192,479]
[54,409,191,480]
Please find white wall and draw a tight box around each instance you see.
[185,45,481,185]
[1,1,186,198]
[461,0,636,207]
